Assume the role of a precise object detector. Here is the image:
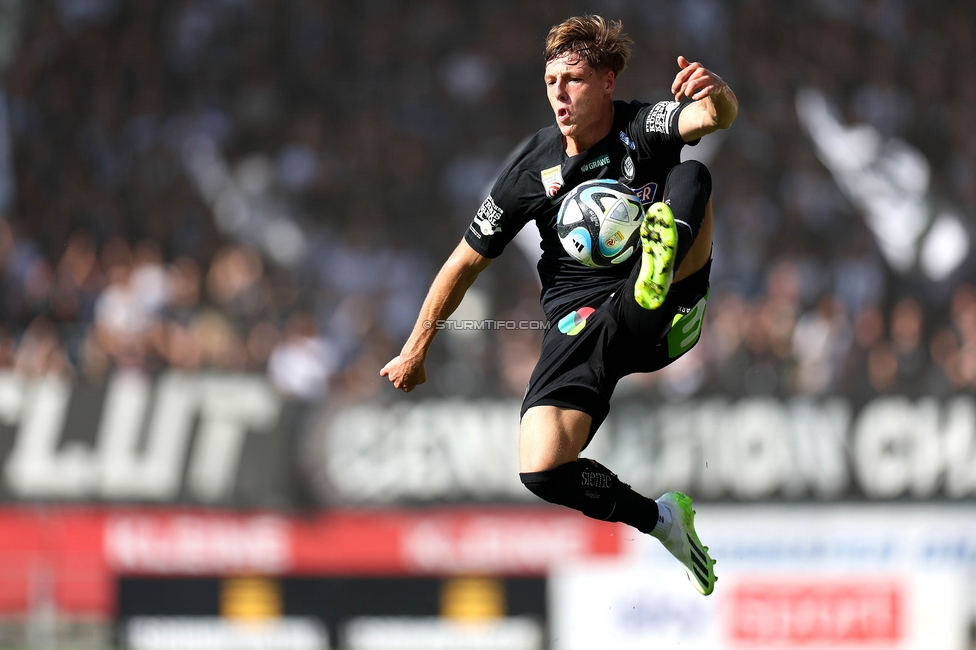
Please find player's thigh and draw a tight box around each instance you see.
[519,405,592,472]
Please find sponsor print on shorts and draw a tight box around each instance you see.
[667,292,707,357]
[558,307,595,336]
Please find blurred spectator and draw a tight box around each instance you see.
[93,238,157,369]
[950,283,976,389]
[245,319,281,371]
[205,244,266,319]
[842,305,885,401]
[51,230,103,327]
[867,341,899,394]
[14,316,71,378]
[0,326,15,369]
[890,297,926,395]
[162,256,202,325]
[791,295,851,396]
[267,311,337,401]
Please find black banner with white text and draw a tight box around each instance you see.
[0,371,972,505]
[306,395,976,505]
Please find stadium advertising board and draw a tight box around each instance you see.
[0,373,973,507]
[2,504,974,648]
[310,396,976,504]
[124,617,329,650]
[552,564,964,650]
[0,372,301,507]
[0,506,621,617]
[550,504,974,650]
[119,575,546,650]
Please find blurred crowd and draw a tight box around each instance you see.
[0,0,974,404]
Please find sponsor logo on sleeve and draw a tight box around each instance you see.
[645,101,681,135]
[472,195,504,237]
[541,165,564,198]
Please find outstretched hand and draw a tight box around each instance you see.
[380,354,427,392]
[671,55,728,102]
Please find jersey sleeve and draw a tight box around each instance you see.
[632,100,699,150]
[463,166,533,259]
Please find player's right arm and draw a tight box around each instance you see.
[381,238,491,392]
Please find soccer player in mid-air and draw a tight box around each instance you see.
[382,15,737,595]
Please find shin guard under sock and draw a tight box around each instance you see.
[662,160,712,269]
[520,458,659,534]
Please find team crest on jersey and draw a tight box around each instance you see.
[621,154,635,183]
[619,131,636,182]
[541,165,564,198]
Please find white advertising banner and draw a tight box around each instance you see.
[309,396,976,504]
[344,617,542,650]
[550,504,974,650]
[125,617,329,650]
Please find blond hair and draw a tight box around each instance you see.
[544,15,633,76]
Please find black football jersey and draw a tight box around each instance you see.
[464,99,696,321]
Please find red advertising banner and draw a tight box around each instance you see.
[0,508,109,615]
[727,581,903,644]
[0,506,624,617]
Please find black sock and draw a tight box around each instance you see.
[662,160,712,269]
[520,458,659,534]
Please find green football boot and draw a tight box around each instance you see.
[634,202,678,310]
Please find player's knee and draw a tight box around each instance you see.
[668,160,712,196]
[520,464,566,504]
[664,161,712,217]
[519,459,619,520]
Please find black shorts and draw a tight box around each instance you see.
[520,259,711,444]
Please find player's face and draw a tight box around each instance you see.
[544,54,614,143]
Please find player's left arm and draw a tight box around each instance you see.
[672,55,738,142]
